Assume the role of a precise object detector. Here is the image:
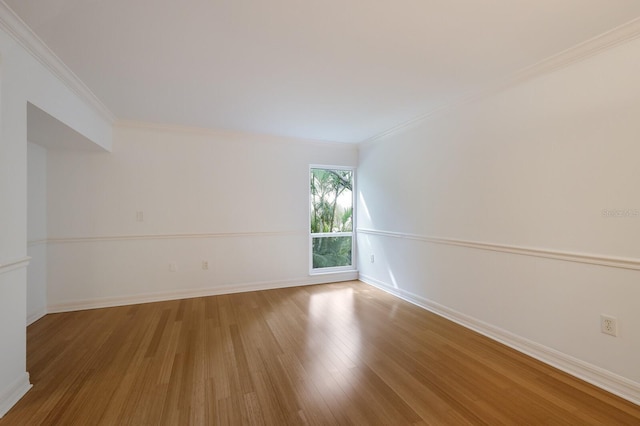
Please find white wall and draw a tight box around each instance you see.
[357,36,640,403]
[0,19,111,416]
[45,124,358,310]
[26,142,47,324]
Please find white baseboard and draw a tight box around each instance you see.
[27,308,47,326]
[0,372,32,419]
[48,271,358,313]
[359,273,640,406]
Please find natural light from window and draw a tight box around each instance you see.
[309,167,355,272]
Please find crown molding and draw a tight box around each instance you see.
[116,119,356,148]
[0,1,116,124]
[361,16,640,146]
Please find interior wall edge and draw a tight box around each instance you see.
[359,273,640,406]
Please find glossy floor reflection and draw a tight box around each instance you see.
[2,281,639,425]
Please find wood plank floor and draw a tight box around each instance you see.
[2,281,639,425]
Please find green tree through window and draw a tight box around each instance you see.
[310,168,354,270]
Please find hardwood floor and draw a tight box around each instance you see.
[2,281,639,425]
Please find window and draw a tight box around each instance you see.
[309,166,355,272]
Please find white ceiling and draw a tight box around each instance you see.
[6,0,640,143]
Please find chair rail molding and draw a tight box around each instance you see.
[43,230,307,244]
[357,228,640,271]
[0,256,31,276]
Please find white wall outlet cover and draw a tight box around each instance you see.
[601,314,618,337]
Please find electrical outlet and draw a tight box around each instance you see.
[601,314,618,337]
[202,261,209,270]
[370,254,375,263]
[136,211,144,222]
[169,262,177,272]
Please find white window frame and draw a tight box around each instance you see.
[309,165,356,275]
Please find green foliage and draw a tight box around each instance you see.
[310,168,354,269]
[312,237,352,268]
[310,169,353,233]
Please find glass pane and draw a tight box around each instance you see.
[312,236,352,269]
[310,169,353,233]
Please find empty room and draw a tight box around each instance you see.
[1,0,640,424]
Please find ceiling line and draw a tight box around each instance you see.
[360,16,640,146]
[0,1,116,124]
